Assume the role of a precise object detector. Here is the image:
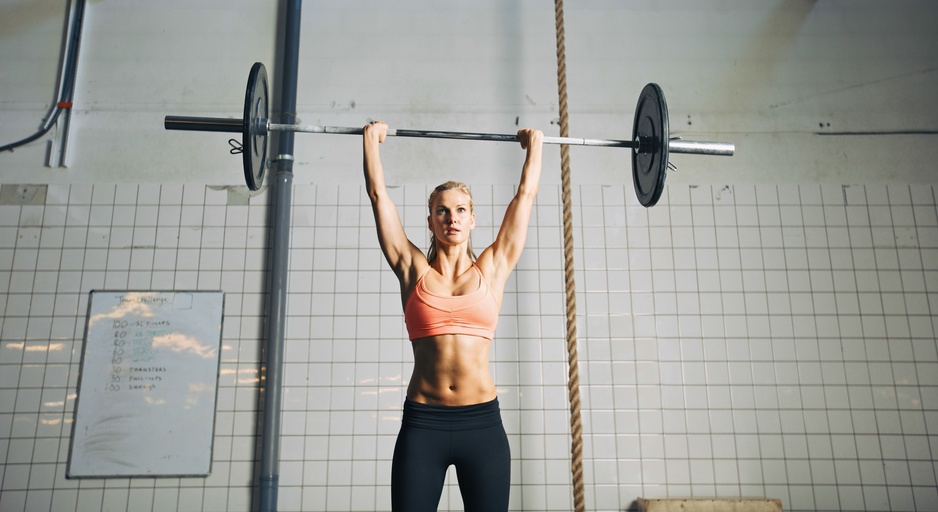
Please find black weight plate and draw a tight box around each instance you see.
[243,62,269,191]
[631,83,669,207]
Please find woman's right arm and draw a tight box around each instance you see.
[363,122,425,281]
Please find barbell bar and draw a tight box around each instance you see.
[164,62,735,206]
[165,117,734,154]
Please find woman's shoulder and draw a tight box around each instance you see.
[472,250,508,288]
[397,254,431,288]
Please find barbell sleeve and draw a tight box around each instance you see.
[164,116,244,133]
[668,139,735,156]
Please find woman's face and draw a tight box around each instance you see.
[428,189,475,246]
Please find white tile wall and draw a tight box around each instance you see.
[0,182,936,511]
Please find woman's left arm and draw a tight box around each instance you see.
[478,128,543,284]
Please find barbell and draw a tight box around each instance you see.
[164,62,734,207]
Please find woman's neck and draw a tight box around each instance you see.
[432,246,472,278]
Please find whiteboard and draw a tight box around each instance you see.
[68,291,224,478]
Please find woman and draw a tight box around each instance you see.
[363,120,543,512]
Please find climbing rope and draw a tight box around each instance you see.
[553,1,586,511]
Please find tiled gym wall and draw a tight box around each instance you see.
[0,182,936,512]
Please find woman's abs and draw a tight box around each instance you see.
[407,335,496,406]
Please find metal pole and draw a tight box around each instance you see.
[269,123,641,149]
[668,139,736,156]
[47,0,87,167]
[165,116,736,156]
[163,116,244,133]
[258,0,301,511]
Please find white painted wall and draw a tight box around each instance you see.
[2,1,936,189]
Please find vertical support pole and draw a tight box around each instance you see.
[258,1,301,511]
[47,0,86,168]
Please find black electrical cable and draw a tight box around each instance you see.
[0,109,63,153]
[1,0,86,154]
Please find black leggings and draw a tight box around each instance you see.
[391,399,510,512]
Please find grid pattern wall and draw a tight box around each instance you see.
[0,182,936,512]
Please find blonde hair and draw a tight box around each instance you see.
[426,181,477,263]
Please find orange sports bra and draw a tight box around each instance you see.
[403,264,499,341]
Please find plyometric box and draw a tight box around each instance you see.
[68,291,225,478]
[640,498,783,512]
